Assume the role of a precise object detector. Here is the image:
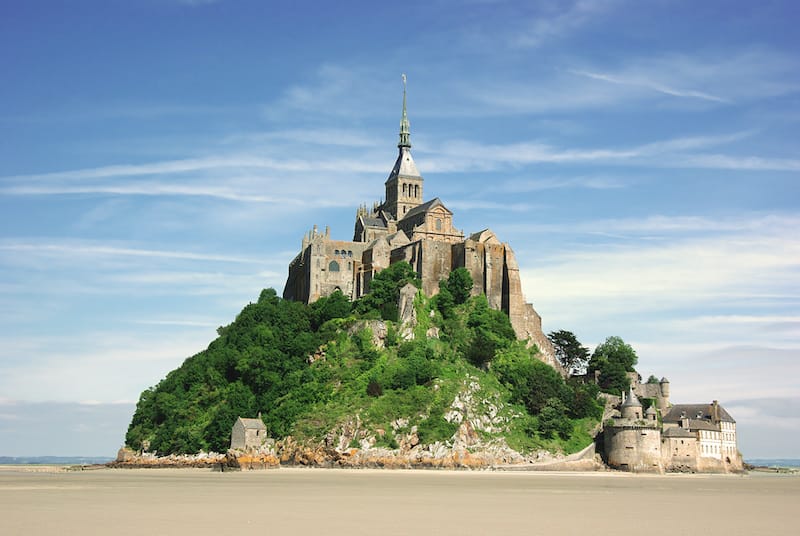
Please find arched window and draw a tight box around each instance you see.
[414,185,419,197]
[402,183,407,195]
[348,250,353,257]
[436,218,442,231]
[334,249,340,256]
[329,260,340,272]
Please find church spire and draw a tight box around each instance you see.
[398,74,411,149]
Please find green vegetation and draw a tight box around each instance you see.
[547,330,590,374]
[587,335,638,394]
[125,262,608,457]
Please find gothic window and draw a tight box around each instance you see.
[414,185,419,197]
[329,261,340,272]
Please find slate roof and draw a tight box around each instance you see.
[402,197,449,220]
[237,417,266,430]
[686,419,719,432]
[621,386,642,407]
[662,426,695,438]
[388,147,421,179]
[663,403,735,424]
[362,217,386,228]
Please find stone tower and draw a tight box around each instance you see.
[383,75,424,220]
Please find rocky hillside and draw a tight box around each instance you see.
[124,264,603,466]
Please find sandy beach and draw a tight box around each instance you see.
[1,467,797,535]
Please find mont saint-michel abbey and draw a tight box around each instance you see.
[283,83,557,367]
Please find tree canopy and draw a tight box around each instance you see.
[587,336,638,394]
[547,330,590,374]
[354,261,420,321]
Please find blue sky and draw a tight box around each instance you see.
[1,0,798,458]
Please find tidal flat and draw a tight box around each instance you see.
[1,467,797,535]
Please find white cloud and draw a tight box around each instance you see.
[0,331,217,402]
[570,69,730,103]
[0,242,265,265]
[678,153,800,172]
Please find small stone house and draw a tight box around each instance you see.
[230,416,267,451]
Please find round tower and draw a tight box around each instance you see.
[645,405,657,421]
[660,377,670,398]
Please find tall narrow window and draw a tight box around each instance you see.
[414,185,419,197]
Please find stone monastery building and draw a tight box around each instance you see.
[283,80,557,367]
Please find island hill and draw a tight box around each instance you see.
[121,84,743,473]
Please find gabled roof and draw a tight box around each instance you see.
[386,230,410,247]
[662,426,695,438]
[237,417,266,430]
[362,216,387,228]
[468,229,501,244]
[686,419,719,432]
[663,403,735,424]
[402,197,450,221]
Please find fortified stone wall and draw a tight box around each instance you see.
[662,436,700,472]
[604,425,663,473]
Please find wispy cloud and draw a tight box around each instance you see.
[0,242,265,264]
[495,176,627,193]
[517,213,800,311]
[570,69,730,103]
[460,48,798,116]
[678,153,800,171]
[512,0,620,48]
[424,130,757,171]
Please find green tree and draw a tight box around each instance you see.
[587,336,637,394]
[354,262,420,321]
[443,268,473,305]
[537,397,572,439]
[310,289,351,329]
[547,330,590,374]
[590,336,638,372]
[465,295,516,367]
[493,343,571,414]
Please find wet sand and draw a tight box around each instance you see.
[1,468,797,535]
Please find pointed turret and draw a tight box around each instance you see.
[398,74,411,149]
[621,385,643,420]
[384,74,424,220]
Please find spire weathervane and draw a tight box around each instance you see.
[398,73,411,149]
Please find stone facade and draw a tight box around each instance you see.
[230,416,268,451]
[283,84,558,369]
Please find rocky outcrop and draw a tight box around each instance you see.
[109,450,227,468]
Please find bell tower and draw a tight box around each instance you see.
[384,74,423,220]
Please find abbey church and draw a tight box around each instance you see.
[283,82,558,368]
